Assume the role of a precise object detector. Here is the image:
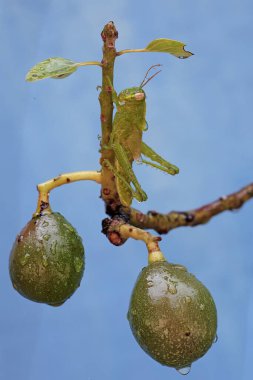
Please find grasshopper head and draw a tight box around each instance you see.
[118,87,146,105]
[117,65,161,106]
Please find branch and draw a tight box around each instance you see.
[126,182,253,234]
[99,21,120,207]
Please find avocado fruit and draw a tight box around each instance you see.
[9,212,85,306]
[128,260,217,369]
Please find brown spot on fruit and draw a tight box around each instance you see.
[17,235,23,243]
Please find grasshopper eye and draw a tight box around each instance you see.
[135,93,145,101]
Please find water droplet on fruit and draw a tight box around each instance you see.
[20,253,30,266]
[173,264,187,271]
[213,334,218,343]
[63,223,75,232]
[51,241,58,255]
[49,301,65,307]
[167,281,177,294]
[43,234,50,241]
[42,255,48,267]
[147,280,153,288]
[184,296,192,303]
[176,365,191,375]
[74,257,83,273]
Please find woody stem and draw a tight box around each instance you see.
[126,182,253,234]
[99,21,120,209]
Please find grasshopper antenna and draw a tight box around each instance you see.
[140,64,162,88]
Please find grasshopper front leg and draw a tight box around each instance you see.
[106,76,120,107]
[112,142,147,202]
[141,141,179,175]
[103,158,133,206]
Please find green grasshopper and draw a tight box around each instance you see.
[103,65,179,207]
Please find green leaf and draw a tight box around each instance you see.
[145,38,193,59]
[25,57,78,82]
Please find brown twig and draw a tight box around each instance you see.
[126,183,253,234]
[99,21,120,208]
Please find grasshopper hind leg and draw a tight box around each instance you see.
[141,141,179,175]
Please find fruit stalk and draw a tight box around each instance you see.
[102,218,165,263]
[119,224,164,262]
[34,170,101,216]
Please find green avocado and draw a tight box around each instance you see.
[128,261,217,370]
[9,212,85,306]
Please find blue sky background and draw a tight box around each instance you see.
[0,1,253,379]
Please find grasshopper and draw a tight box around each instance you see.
[103,65,179,207]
